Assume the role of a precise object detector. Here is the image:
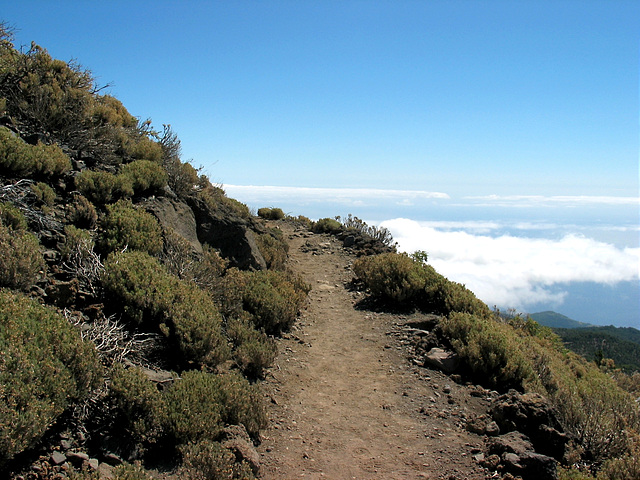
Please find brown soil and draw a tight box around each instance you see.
[257,223,494,480]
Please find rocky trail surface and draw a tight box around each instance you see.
[257,223,493,480]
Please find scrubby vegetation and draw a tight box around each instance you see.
[353,250,640,477]
[0,22,308,478]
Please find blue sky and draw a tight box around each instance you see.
[4,1,639,326]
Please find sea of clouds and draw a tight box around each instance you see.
[225,184,640,326]
[381,217,639,311]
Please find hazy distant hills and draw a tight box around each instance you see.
[529,311,595,329]
[531,311,640,372]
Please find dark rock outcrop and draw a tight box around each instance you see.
[490,390,569,460]
[487,431,558,480]
[186,195,267,270]
[145,197,203,253]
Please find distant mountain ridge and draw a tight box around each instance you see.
[529,311,594,329]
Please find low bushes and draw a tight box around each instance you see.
[312,217,342,234]
[440,312,535,389]
[227,315,277,378]
[0,217,45,291]
[164,370,266,444]
[179,439,255,480]
[0,290,101,466]
[256,229,288,270]
[257,207,285,220]
[353,252,427,303]
[353,251,491,317]
[75,170,133,205]
[243,270,309,335]
[107,363,167,451]
[101,250,229,368]
[120,159,168,195]
[0,126,71,178]
[98,200,163,255]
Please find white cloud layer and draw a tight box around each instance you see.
[464,194,640,207]
[224,184,450,206]
[381,218,640,310]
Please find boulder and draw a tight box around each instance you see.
[187,196,266,270]
[222,425,260,475]
[144,197,202,253]
[491,390,568,459]
[423,347,460,373]
[487,431,557,480]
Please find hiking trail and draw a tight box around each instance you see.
[257,223,491,480]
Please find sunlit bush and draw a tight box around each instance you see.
[179,440,256,480]
[107,363,166,453]
[440,312,535,389]
[164,370,266,444]
[0,201,28,230]
[98,200,163,255]
[75,169,133,205]
[257,207,285,220]
[353,252,427,303]
[0,290,101,466]
[227,315,277,378]
[243,270,309,335]
[0,221,45,290]
[120,159,168,195]
[31,181,56,207]
[256,229,289,270]
[102,250,230,368]
[0,126,71,177]
[312,217,342,234]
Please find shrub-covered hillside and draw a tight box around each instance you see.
[0,22,310,479]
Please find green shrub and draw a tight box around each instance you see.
[198,183,251,219]
[180,440,256,480]
[213,267,248,318]
[121,159,168,195]
[31,181,56,206]
[424,276,492,318]
[0,290,101,465]
[0,222,46,290]
[98,200,163,255]
[102,250,230,368]
[127,135,164,163]
[168,282,231,369]
[0,202,28,231]
[256,230,288,270]
[312,217,342,234]
[440,312,535,389]
[257,207,285,220]
[67,194,98,229]
[597,437,640,480]
[227,315,277,378]
[164,370,266,444]
[101,250,175,325]
[107,363,166,450]
[243,270,309,335]
[91,94,138,129]
[0,126,71,177]
[75,169,133,205]
[112,463,155,480]
[553,364,639,463]
[165,159,200,198]
[353,252,427,303]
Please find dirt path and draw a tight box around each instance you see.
[257,223,491,480]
